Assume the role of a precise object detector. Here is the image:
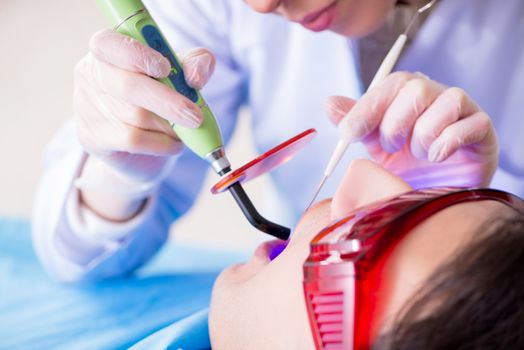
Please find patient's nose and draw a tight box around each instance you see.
[331,159,412,220]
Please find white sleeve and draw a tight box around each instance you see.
[32,121,169,282]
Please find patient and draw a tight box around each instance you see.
[208,77,524,348]
[209,159,524,349]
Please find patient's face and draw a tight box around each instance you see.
[209,159,506,349]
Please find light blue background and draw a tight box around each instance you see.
[0,218,247,350]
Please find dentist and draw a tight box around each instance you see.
[33,0,524,281]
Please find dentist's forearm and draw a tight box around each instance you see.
[75,156,154,222]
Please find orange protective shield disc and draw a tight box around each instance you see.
[211,128,317,194]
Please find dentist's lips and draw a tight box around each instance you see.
[299,1,337,32]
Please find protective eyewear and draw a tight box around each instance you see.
[303,187,524,350]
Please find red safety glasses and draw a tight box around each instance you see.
[303,187,524,350]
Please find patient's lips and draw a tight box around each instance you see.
[253,240,289,263]
[269,241,288,260]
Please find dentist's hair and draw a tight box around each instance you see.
[375,211,524,349]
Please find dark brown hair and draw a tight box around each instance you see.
[375,211,524,349]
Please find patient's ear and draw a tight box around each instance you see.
[331,159,411,220]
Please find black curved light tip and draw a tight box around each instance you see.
[227,182,291,241]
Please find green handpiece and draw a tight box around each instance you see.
[95,0,230,173]
[96,0,291,240]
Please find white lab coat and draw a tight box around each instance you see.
[32,0,524,281]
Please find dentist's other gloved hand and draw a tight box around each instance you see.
[326,72,499,188]
[73,29,216,220]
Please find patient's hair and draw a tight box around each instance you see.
[375,211,524,350]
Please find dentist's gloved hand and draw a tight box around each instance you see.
[75,29,215,183]
[73,29,215,220]
[326,72,499,188]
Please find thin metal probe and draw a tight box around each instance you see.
[305,176,327,210]
[304,0,439,211]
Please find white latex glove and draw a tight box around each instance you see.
[326,72,499,188]
[74,29,216,188]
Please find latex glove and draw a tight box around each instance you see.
[326,72,499,188]
[74,29,216,188]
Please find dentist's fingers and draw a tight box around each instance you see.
[379,77,445,152]
[337,71,416,142]
[426,112,498,163]
[77,79,178,138]
[114,102,179,138]
[90,29,171,79]
[179,48,216,90]
[325,96,357,125]
[78,109,184,157]
[76,54,203,128]
[75,86,183,157]
[410,87,481,159]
